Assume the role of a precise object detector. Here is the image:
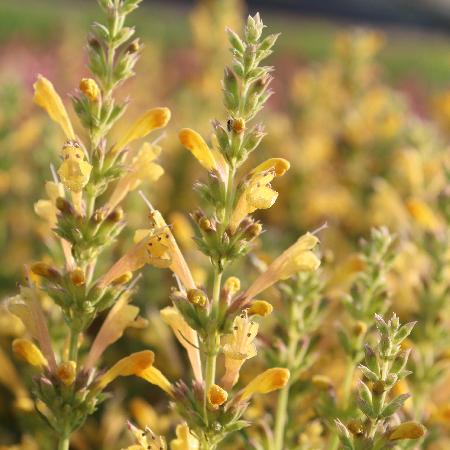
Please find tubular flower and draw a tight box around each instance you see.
[125,422,167,450]
[56,361,76,386]
[33,75,75,139]
[111,107,171,155]
[139,365,173,396]
[85,294,143,371]
[95,350,154,390]
[170,423,199,450]
[238,368,290,402]
[12,338,48,369]
[34,181,65,226]
[105,143,164,213]
[248,300,273,317]
[221,311,259,389]
[79,77,100,102]
[98,209,196,291]
[388,422,426,441]
[179,128,217,171]
[229,159,289,232]
[243,232,320,301]
[57,140,92,193]
[160,307,202,383]
[7,286,57,371]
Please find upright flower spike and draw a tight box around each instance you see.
[229,159,290,232]
[95,350,154,390]
[160,307,202,383]
[243,232,321,302]
[33,75,75,139]
[110,107,171,155]
[238,368,290,402]
[170,423,199,450]
[221,311,259,389]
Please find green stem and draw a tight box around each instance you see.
[273,300,299,450]
[68,328,80,363]
[58,435,69,450]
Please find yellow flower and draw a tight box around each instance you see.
[126,422,167,450]
[161,307,202,383]
[250,158,290,176]
[33,75,75,139]
[406,198,441,232]
[248,300,273,317]
[85,295,142,370]
[229,159,289,232]
[34,181,64,226]
[98,209,196,292]
[79,78,100,102]
[105,143,164,213]
[12,339,48,368]
[388,422,426,441]
[244,232,320,301]
[95,350,154,390]
[239,368,290,401]
[170,423,199,450]
[221,311,258,389]
[56,361,76,386]
[57,140,92,192]
[111,107,171,155]
[224,276,241,296]
[139,365,173,396]
[179,128,217,172]
[208,384,228,407]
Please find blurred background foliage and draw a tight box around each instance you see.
[0,0,449,448]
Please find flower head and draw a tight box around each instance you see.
[33,75,75,139]
[230,159,289,232]
[220,311,259,389]
[57,140,92,193]
[111,107,171,155]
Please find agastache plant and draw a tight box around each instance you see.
[113,14,321,450]
[6,0,171,448]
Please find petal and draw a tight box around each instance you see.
[139,366,173,395]
[251,158,290,177]
[111,107,171,155]
[96,350,154,390]
[179,128,217,171]
[84,295,140,370]
[33,75,75,139]
[12,338,48,368]
[240,368,290,401]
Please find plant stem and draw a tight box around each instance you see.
[68,328,80,363]
[58,436,69,450]
[273,300,298,450]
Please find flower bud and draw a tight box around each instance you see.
[347,419,364,436]
[126,38,140,54]
[199,217,214,232]
[312,375,333,391]
[92,209,106,223]
[231,117,246,134]
[224,276,241,296]
[353,320,368,337]
[30,262,61,280]
[388,422,426,441]
[208,384,228,407]
[107,207,124,222]
[248,300,273,317]
[56,197,74,215]
[187,289,208,308]
[79,78,100,102]
[70,267,85,286]
[372,380,386,395]
[56,361,77,386]
[245,222,263,239]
